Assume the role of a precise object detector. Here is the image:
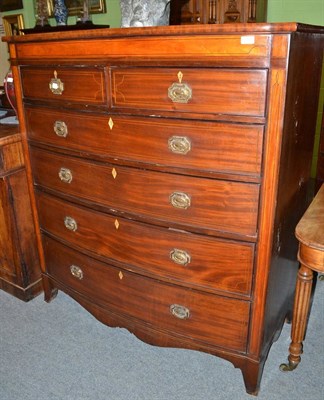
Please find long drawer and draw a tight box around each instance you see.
[25,107,263,178]
[30,147,260,237]
[14,34,271,64]
[43,235,250,352]
[20,67,107,106]
[111,67,267,117]
[37,191,254,296]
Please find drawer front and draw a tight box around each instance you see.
[37,192,254,296]
[26,107,263,178]
[30,147,260,237]
[20,67,107,106]
[15,34,271,64]
[44,236,250,352]
[111,68,267,117]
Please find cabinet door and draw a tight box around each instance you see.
[0,171,41,300]
[176,0,267,24]
[0,176,19,283]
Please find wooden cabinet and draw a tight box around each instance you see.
[171,0,267,25]
[4,23,324,394]
[0,125,42,301]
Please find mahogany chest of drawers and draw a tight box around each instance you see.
[4,23,324,394]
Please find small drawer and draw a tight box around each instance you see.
[111,67,267,117]
[37,192,254,296]
[20,67,107,106]
[44,236,250,352]
[26,107,263,178]
[30,147,260,238]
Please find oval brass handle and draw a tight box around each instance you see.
[49,71,64,95]
[70,265,83,280]
[168,136,191,155]
[170,249,191,266]
[54,120,68,138]
[168,82,192,104]
[170,304,190,320]
[59,167,72,184]
[169,192,191,209]
[64,216,78,232]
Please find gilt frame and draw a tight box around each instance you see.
[2,14,24,36]
[45,0,106,17]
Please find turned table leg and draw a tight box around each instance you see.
[280,185,324,372]
[280,263,314,371]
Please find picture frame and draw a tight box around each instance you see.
[2,14,24,36]
[0,0,23,12]
[45,0,106,17]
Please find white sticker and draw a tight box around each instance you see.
[241,36,255,45]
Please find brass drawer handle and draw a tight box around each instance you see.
[169,192,191,209]
[54,120,68,137]
[70,265,83,280]
[168,82,192,104]
[170,304,190,320]
[170,249,191,266]
[168,136,191,155]
[58,167,72,183]
[49,70,64,95]
[64,216,78,232]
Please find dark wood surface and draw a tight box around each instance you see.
[5,23,324,394]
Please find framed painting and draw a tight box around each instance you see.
[2,14,24,36]
[45,0,106,17]
[0,0,23,12]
